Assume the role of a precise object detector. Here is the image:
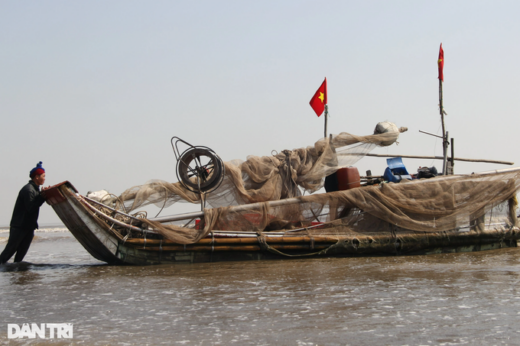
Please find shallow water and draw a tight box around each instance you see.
[1,229,520,345]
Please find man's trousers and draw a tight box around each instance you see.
[0,228,35,264]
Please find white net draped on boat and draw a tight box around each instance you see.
[119,123,408,213]
[138,170,520,244]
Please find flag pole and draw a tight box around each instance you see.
[324,104,328,138]
[438,44,448,175]
[439,79,447,175]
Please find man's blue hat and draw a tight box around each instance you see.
[29,161,45,178]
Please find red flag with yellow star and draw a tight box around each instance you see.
[438,44,444,81]
[309,78,327,117]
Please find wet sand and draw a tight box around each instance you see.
[1,230,520,345]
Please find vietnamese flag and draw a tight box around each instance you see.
[309,78,327,117]
[438,44,444,81]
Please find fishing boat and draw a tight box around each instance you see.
[41,125,520,265]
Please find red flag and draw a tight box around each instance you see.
[309,78,327,117]
[438,44,444,81]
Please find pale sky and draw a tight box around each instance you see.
[1,1,519,226]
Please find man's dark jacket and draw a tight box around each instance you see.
[10,180,46,230]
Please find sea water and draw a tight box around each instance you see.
[1,227,520,345]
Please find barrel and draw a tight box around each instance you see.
[337,167,361,190]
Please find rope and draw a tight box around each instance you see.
[256,234,340,258]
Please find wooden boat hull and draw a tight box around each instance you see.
[116,236,517,265]
[43,181,520,265]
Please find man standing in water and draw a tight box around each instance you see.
[0,162,46,264]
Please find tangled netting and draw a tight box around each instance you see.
[139,170,520,244]
[119,123,408,213]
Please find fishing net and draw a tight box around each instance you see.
[141,170,520,244]
[90,121,520,246]
[119,123,408,213]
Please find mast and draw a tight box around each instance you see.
[439,78,448,174]
[437,43,448,175]
[324,104,328,138]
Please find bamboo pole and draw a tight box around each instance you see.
[151,195,306,223]
[142,244,331,252]
[82,195,142,223]
[444,131,449,174]
[451,137,455,174]
[419,130,443,139]
[79,196,144,233]
[364,153,513,166]
[125,235,341,246]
